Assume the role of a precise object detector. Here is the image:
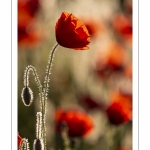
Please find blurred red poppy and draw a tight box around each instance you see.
[106,91,132,125]
[112,13,132,45]
[55,12,90,50]
[55,109,94,137]
[81,17,106,38]
[124,62,132,79]
[18,25,42,48]
[80,94,106,111]
[94,41,127,78]
[18,0,43,48]
[18,0,40,16]
[18,133,22,148]
[18,8,36,30]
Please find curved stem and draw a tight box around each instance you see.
[43,43,59,114]
[24,65,43,112]
[42,43,59,150]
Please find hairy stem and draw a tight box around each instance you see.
[24,65,43,112]
[42,43,59,150]
[36,112,42,139]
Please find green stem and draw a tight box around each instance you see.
[107,124,116,150]
[42,43,59,150]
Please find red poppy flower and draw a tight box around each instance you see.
[18,26,43,48]
[80,94,106,111]
[18,133,22,148]
[106,91,132,125]
[124,62,132,79]
[55,109,94,137]
[18,0,40,16]
[112,14,132,36]
[55,12,90,50]
[112,13,132,45]
[94,41,127,78]
[26,0,40,16]
[18,8,36,31]
[18,0,43,48]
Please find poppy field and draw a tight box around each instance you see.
[18,0,132,150]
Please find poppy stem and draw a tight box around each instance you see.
[42,43,59,150]
[36,112,42,139]
[61,122,71,150]
[106,123,116,150]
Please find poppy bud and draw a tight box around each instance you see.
[33,139,44,150]
[21,86,33,106]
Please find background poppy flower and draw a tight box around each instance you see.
[81,17,106,38]
[55,12,90,50]
[106,102,132,125]
[18,25,42,48]
[106,91,132,125]
[55,109,94,137]
[18,133,22,148]
[124,62,132,79]
[94,41,127,78]
[18,0,43,48]
[79,94,106,111]
[112,14,132,36]
[18,0,40,17]
[111,13,132,45]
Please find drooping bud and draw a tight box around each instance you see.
[21,86,33,106]
[33,139,44,150]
